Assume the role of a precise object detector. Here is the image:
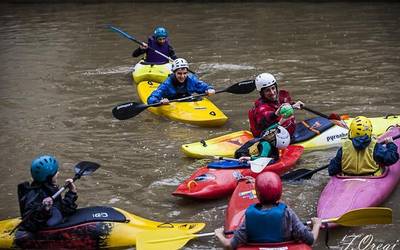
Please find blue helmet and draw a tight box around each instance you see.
[31,155,59,183]
[153,27,168,39]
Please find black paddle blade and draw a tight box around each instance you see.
[281,169,313,181]
[225,79,255,94]
[74,161,100,177]
[112,102,148,120]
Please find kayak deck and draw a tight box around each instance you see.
[136,80,228,127]
[132,61,171,84]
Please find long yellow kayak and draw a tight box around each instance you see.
[0,206,205,249]
[132,61,171,84]
[136,80,228,127]
[181,115,400,158]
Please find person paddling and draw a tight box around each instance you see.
[17,155,78,232]
[248,73,304,137]
[132,26,177,64]
[215,172,322,249]
[328,116,399,176]
[235,125,290,162]
[147,58,215,105]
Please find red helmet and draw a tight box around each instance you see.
[255,172,282,204]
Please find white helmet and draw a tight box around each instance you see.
[275,126,290,149]
[255,73,277,91]
[172,58,189,72]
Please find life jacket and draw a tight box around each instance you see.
[145,36,170,64]
[234,139,279,160]
[341,137,381,176]
[248,90,295,137]
[245,203,286,243]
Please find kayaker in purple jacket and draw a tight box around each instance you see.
[215,172,322,250]
[328,116,399,176]
[132,26,177,64]
[147,58,215,105]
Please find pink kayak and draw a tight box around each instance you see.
[173,145,303,199]
[317,126,400,227]
[224,178,312,250]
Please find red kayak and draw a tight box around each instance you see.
[224,178,312,250]
[173,145,303,199]
[317,126,400,227]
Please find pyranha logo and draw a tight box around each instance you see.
[327,132,348,142]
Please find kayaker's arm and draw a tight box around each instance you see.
[168,44,177,60]
[285,207,315,245]
[373,142,399,166]
[328,148,343,176]
[132,46,146,57]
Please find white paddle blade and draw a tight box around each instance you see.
[250,157,273,173]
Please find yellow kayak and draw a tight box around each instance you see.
[132,61,171,84]
[136,80,228,127]
[181,115,400,158]
[0,206,205,249]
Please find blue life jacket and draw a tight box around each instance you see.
[145,36,170,64]
[147,74,212,104]
[245,202,286,243]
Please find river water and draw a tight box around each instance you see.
[0,2,399,249]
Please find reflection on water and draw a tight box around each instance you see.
[0,2,399,249]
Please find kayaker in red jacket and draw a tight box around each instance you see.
[248,73,304,137]
[132,26,177,64]
[215,172,322,249]
[328,116,399,176]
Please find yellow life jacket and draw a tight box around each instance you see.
[248,141,260,157]
[341,137,382,176]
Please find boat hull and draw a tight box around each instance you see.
[0,206,204,249]
[181,115,400,158]
[173,145,303,199]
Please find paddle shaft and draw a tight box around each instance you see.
[301,106,330,119]
[291,164,329,181]
[112,79,255,121]
[108,25,198,74]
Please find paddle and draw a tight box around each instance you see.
[136,207,392,250]
[300,105,348,129]
[282,134,400,182]
[112,79,255,120]
[9,161,100,235]
[214,156,273,173]
[108,25,197,74]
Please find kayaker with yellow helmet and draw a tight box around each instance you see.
[132,26,177,64]
[17,155,78,232]
[147,58,215,105]
[328,116,399,176]
[215,172,322,249]
[248,73,304,138]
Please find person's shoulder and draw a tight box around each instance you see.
[279,89,291,96]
